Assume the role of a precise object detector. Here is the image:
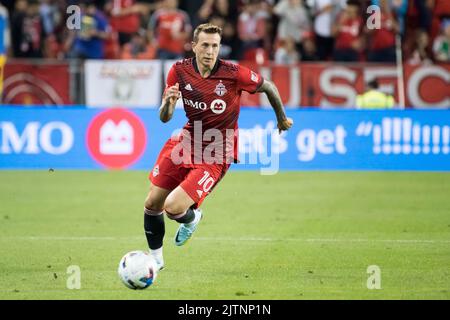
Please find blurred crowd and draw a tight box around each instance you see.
[0,0,449,64]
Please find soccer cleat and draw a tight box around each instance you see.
[150,251,165,271]
[155,258,165,271]
[174,208,203,246]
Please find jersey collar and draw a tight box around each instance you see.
[193,57,220,77]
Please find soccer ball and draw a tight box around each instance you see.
[118,250,158,290]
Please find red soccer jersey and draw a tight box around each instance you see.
[165,58,263,164]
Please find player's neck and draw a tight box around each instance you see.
[199,67,212,78]
[197,64,212,78]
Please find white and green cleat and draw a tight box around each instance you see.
[154,257,165,271]
[150,250,165,271]
[174,209,203,246]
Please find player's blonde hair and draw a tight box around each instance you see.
[193,23,223,43]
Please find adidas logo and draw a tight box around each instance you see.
[185,83,193,91]
[196,190,203,198]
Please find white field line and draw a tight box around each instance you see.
[0,236,449,244]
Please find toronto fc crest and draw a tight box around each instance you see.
[153,165,159,177]
[214,81,227,97]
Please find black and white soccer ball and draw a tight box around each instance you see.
[118,250,158,290]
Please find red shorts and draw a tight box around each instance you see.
[149,139,231,208]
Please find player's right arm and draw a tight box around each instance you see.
[159,66,179,123]
[160,83,179,123]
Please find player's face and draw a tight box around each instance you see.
[192,32,221,70]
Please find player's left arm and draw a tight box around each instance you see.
[257,79,293,133]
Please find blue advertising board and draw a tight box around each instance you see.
[0,106,449,171]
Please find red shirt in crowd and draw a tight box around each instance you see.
[434,0,450,16]
[370,13,397,50]
[149,9,191,54]
[335,14,363,50]
[109,0,140,34]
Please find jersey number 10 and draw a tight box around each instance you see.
[198,171,215,193]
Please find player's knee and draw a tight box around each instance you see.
[163,196,186,219]
[144,193,164,212]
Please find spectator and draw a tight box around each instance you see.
[332,0,363,62]
[367,0,399,63]
[121,29,157,59]
[356,79,395,109]
[10,0,38,58]
[198,0,237,23]
[407,29,432,65]
[433,17,450,63]
[39,0,66,59]
[198,0,215,24]
[179,0,204,29]
[13,0,45,58]
[39,0,59,35]
[237,0,267,60]
[307,0,344,60]
[103,28,120,59]
[372,0,408,36]
[223,18,241,60]
[412,0,433,33]
[68,1,109,59]
[148,0,192,59]
[273,0,311,58]
[11,0,28,48]
[221,21,240,60]
[214,0,237,20]
[208,15,239,60]
[301,31,318,61]
[274,36,300,64]
[430,0,450,41]
[255,0,274,56]
[105,0,141,47]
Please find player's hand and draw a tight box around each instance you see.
[164,83,180,105]
[277,117,293,133]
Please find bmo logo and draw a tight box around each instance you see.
[87,109,146,169]
[210,99,227,114]
[184,98,207,110]
[0,121,74,155]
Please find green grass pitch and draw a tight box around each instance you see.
[0,170,449,300]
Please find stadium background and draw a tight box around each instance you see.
[0,0,449,300]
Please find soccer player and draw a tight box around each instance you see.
[144,23,293,270]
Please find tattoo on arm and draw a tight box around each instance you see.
[257,79,286,121]
[159,99,175,123]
